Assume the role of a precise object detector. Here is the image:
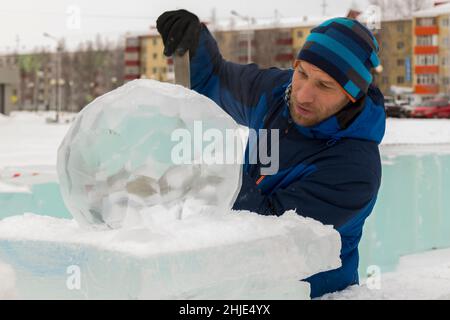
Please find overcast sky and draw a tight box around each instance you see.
[1,0,371,53]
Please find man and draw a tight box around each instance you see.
[157,9,385,298]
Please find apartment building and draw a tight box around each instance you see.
[412,2,450,98]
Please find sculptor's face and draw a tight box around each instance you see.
[290,60,350,127]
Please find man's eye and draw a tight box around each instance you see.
[298,71,307,78]
[319,82,331,89]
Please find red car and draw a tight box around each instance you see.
[410,99,450,119]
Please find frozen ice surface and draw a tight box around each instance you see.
[57,79,244,229]
[0,211,341,299]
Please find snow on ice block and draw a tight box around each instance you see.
[57,79,244,229]
[0,211,341,299]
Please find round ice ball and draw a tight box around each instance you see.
[57,80,243,229]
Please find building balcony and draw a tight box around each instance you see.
[414,46,439,55]
[415,65,439,74]
[414,84,439,94]
[415,26,439,36]
[125,46,140,53]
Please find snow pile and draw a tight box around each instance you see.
[57,79,244,229]
[382,118,450,145]
[0,211,341,299]
[0,261,16,299]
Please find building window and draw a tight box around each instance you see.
[442,17,450,27]
[152,67,157,74]
[443,77,450,85]
[397,76,405,84]
[153,53,158,60]
[397,24,404,33]
[397,59,405,66]
[417,18,436,26]
[443,37,450,47]
[416,35,438,46]
[153,38,158,46]
[297,30,304,38]
[417,74,438,85]
[416,35,432,46]
[397,41,404,50]
[416,54,438,65]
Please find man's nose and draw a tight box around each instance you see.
[295,82,315,105]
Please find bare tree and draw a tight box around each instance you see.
[69,35,124,111]
[13,34,125,113]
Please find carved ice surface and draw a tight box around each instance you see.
[57,80,243,229]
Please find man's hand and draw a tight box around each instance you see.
[156,9,202,58]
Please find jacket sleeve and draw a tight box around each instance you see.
[190,24,292,128]
[232,163,381,230]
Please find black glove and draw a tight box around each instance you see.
[156,9,202,58]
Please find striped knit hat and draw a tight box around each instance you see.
[297,17,380,102]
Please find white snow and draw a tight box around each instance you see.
[0,112,70,169]
[320,247,450,300]
[0,211,339,261]
[0,211,341,299]
[0,261,16,299]
[382,118,450,146]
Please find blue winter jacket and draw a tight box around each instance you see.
[190,25,386,298]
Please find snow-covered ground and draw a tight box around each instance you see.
[321,247,450,300]
[1,111,450,299]
[383,118,450,145]
[0,112,70,192]
[0,112,70,169]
